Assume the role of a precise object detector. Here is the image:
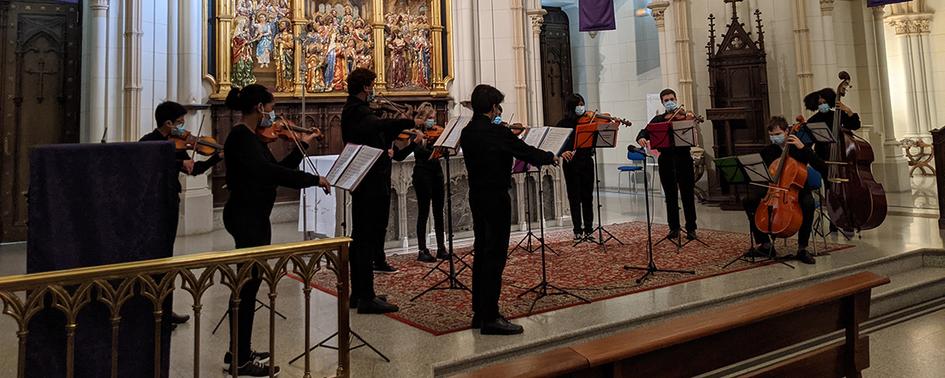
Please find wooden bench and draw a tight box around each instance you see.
[458,271,889,378]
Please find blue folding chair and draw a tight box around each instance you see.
[617,150,647,193]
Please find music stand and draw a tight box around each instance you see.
[806,122,852,240]
[508,160,546,257]
[649,120,710,249]
[572,122,624,249]
[412,116,473,301]
[720,154,793,269]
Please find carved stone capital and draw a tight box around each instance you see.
[91,0,109,12]
[886,15,933,35]
[648,1,671,29]
[526,9,546,35]
[820,0,835,14]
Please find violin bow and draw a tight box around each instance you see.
[190,114,208,161]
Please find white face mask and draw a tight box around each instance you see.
[260,110,276,128]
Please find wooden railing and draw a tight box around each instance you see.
[459,271,889,378]
[0,237,351,378]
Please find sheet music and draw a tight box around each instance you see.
[596,123,619,148]
[299,155,339,235]
[539,127,573,154]
[672,120,699,147]
[736,153,772,183]
[805,122,835,143]
[326,144,359,186]
[522,127,546,147]
[435,115,469,149]
[336,146,384,191]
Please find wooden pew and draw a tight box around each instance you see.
[458,271,889,378]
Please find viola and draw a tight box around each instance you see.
[823,71,887,233]
[662,106,705,123]
[170,130,223,156]
[754,120,808,238]
[578,111,632,128]
[257,116,324,144]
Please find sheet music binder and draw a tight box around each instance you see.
[513,127,573,173]
[645,121,673,149]
[325,143,383,191]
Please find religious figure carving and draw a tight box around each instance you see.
[254,14,275,68]
[383,1,432,90]
[231,15,257,88]
[274,19,295,92]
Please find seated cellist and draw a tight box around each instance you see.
[743,116,826,265]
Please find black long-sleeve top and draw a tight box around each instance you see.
[636,113,692,154]
[806,110,861,165]
[139,129,222,193]
[223,124,317,210]
[759,141,826,176]
[461,113,556,193]
[412,143,443,177]
[555,116,594,161]
[341,95,415,195]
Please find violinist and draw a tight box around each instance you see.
[462,84,558,335]
[341,68,426,314]
[557,94,596,242]
[636,88,698,241]
[803,88,860,171]
[742,116,825,265]
[221,84,329,377]
[139,101,222,328]
[411,114,448,263]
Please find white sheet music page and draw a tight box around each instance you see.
[522,127,546,147]
[540,127,573,154]
[326,143,359,186]
[672,120,699,147]
[436,115,469,149]
[337,145,383,191]
[596,122,619,147]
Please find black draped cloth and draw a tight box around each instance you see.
[26,142,175,377]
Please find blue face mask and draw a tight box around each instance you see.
[424,119,435,128]
[172,123,186,136]
[492,115,503,125]
[770,134,786,145]
[260,110,276,128]
[664,100,678,112]
[818,103,831,113]
[575,106,586,116]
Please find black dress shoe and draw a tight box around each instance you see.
[795,249,816,265]
[417,248,436,262]
[480,317,524,335]
[746,243,775,258]
[471,315,481,329]
[223,350,271,365]
[357,297,399,314]
[685,229,697,241]
[373,261,399,273]
[435,247,449,260]
[169,312,190,325]
[349,294,387,309]
[666,229,680,240]
[226,359,279,377]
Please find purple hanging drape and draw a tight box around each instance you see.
[867,0,911,7]
[579,0,616,32]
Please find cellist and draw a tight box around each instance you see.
[742,116,826,264]
[636,88,699,241]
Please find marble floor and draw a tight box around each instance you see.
[0,189,943,377]
[866,307,945,378]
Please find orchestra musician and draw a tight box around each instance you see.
[742,116,825,265]
[139,101,224,328]
[636,88,699,241]
[557,94,596,242]
[341,68,426,314]
[462,84,558,335]
[412,114,448,262]
[803,87,861,172]
[221,84,329,377]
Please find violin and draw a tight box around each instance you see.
[501,121,527,136]
[578,111,633,127]
[170,130,223,156]
[257,116,325,144]
[662,106,705,123]
[754,119,808,238]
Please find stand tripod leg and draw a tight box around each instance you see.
[212,298,286,335]
[288,329,390,364]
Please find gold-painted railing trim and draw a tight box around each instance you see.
[0,237,351,290]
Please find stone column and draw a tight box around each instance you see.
[886,3,936,138]
[178,0,214,236]
[671,0,695,108]
[819,0,838,85]
[167,0,179,101]
[451,0,478,103]
[791,0,814,114]
[87,0,109,143]
[123,0,142,141]
[648,1,671,89]
[525,1,546,127]
[511,1,529,126]
[871,7,911,193]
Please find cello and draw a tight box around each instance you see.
[755,120,808,238]
[824,71,887,233]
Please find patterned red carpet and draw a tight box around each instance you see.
[302,222,852,335]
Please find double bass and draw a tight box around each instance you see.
[755,120,808,238]
[824,71,887,233]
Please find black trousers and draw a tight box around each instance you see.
[563,156,594,234]
[222,201,270,363]
[469,189,512,321]
[413,171,445,250]
[349,189,392,301]
[657,150,697,231]
[742,187,815,248]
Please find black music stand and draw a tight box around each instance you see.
[508,163,546,257]
[720,154,793,269]
[650,120,710,250]
[806,122,853,240]
[412,117,473,301]
[572,122,624,249]
[623,146,696,284]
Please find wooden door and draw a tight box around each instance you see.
[0,1,81,242]
[540,7,573,127]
